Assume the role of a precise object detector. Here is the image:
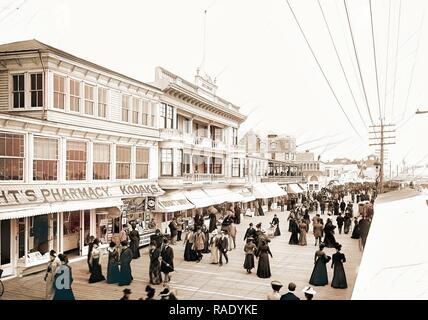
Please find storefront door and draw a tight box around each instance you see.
[0,219,12,276]
[62,211,81,257]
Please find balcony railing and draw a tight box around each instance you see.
[183,173,226,183]
[261,175,307,184]
[160,129,229,151]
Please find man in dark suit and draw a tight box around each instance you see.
[160,238,174,284]
[217,231,229,266]
[280,282,300,300]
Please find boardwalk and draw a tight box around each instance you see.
[1,207,362,300]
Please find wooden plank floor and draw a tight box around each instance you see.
[0,206,363,300]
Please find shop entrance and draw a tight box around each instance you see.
[0,219,12,276]
[62,210,91,258]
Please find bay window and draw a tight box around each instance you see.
[232,158,240,177]
[53,74,65,109]
[33,137,58,181]
[12,74,25,108]
[30,73,43,107]
[161,148,173,176]
[176,149,183,176]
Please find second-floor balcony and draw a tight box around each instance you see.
[159,128,228,151]
[261,175,307,184]
[183,173,226,183]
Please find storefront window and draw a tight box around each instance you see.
[93,143,110,180]
[116,145,131,179]
[0,132,24,180]
[95,209,109,244]
[33,136,58,180]
[0,219,11,265]
[66,140,87,180]
[28,213,58,256]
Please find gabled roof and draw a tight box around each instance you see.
[0,39,162,93]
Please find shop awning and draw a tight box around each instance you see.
[0,198,124,221]
[231,187,256,203]
[183,189,216,208]
[288,184,304,194]
[264,182,287,197]
[252,183,273,199]
[203,188,245,204]
[156,191,195,213]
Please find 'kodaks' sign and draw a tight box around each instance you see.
[0,183,163,206]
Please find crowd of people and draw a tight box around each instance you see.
[43,183,375,300]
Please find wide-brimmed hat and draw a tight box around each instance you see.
[302,286,317,295]
[271,280,283,289]
[123,288,132,294]
[49,250,56,257]
[159,288,170,296]
[145,285,155,293]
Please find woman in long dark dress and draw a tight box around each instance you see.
[243,238,257,273]
[148,242,162,285]
[271,214,281,236]
[257,200,265,216]
[256,241,273,278]
[331,244,348,288]
[53,254,75,300]
[323,219,338,248]
[343,214,352,234]
[183,228,198,261]
[107,241,120,284]
[202,225,210,253]
[118,241,133,286]
[89,239,106,283]
[208,210,217,233]
[309,244,330,286]
[288,219,299,245]
[129,224,141,259]
[351,217,361,239]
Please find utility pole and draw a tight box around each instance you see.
[369,121,396,194]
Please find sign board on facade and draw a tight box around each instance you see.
[0,183,164,207]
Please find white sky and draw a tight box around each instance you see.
[0,0,427,173]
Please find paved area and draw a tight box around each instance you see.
[0,207,363,300]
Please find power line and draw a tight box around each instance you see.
[285,0,364,143]
[317,0,367,130]
[343,0,376,128]
[382,0,392,121]
[390,0,402,122]
[400,10,425,122]
[369,0,382,121]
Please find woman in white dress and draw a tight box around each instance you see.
[209,230,220,264]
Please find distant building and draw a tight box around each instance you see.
[296,150,326,191]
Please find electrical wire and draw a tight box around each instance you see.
[343,0,376,128]
[383,0,392,121]
[390,0,402,122]
[317,0,367,130]
[369,0,382,121]
[286,0,364,143]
